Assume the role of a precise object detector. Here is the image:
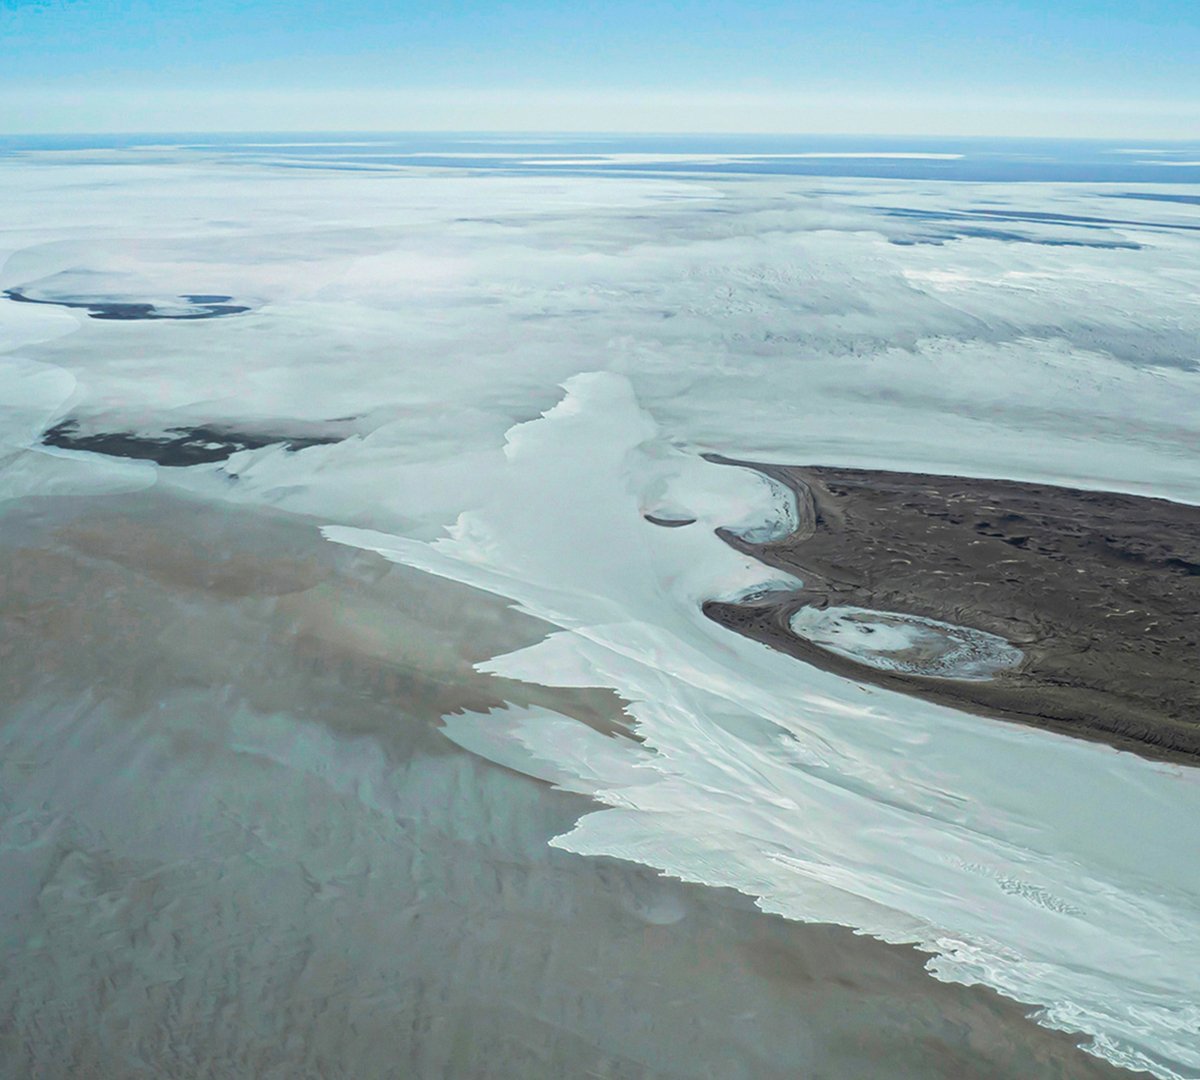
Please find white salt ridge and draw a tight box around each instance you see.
[718,575,805,604]
[326,372,1200,1080]
[723,472,799,543]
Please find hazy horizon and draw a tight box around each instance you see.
[4,127,1200,141]
[2,96,1197,140]
[2,1,1197,138]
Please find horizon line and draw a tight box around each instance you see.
[4,130,1200,143]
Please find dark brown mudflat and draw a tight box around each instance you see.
[3,287,249,320]
[644,513,697,528]
[41,419,342,466]
[703,459,1200,763]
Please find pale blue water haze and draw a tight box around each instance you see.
[1,0,1197,136]
[4,132,1200,183]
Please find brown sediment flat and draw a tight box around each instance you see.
[703,458,1200,763]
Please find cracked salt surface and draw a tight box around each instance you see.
[789,606,1024,680]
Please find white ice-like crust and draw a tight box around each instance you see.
[722,473,799,544]
[326,373,1200,1080]
[789,606,1024,680]
[0,355,76,446]
[0,354,156,502]
[5,155,1200,1076]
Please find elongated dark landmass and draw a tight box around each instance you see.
[3,287,249,320]
[703,459,1200,763]
[42,419,342,466]
[644,512,697,528]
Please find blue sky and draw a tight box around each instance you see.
[1,0,1197,135]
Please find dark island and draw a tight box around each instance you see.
[704,459,1200,764]
[4,287,249,320]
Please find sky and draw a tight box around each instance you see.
[0,0,1198,137]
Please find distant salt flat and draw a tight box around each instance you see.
[522,151,966,162]
[14,135,1200,182]
[747,151,965,158]
[219,150,966,163]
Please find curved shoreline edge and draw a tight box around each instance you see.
[703,457,1200,765]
